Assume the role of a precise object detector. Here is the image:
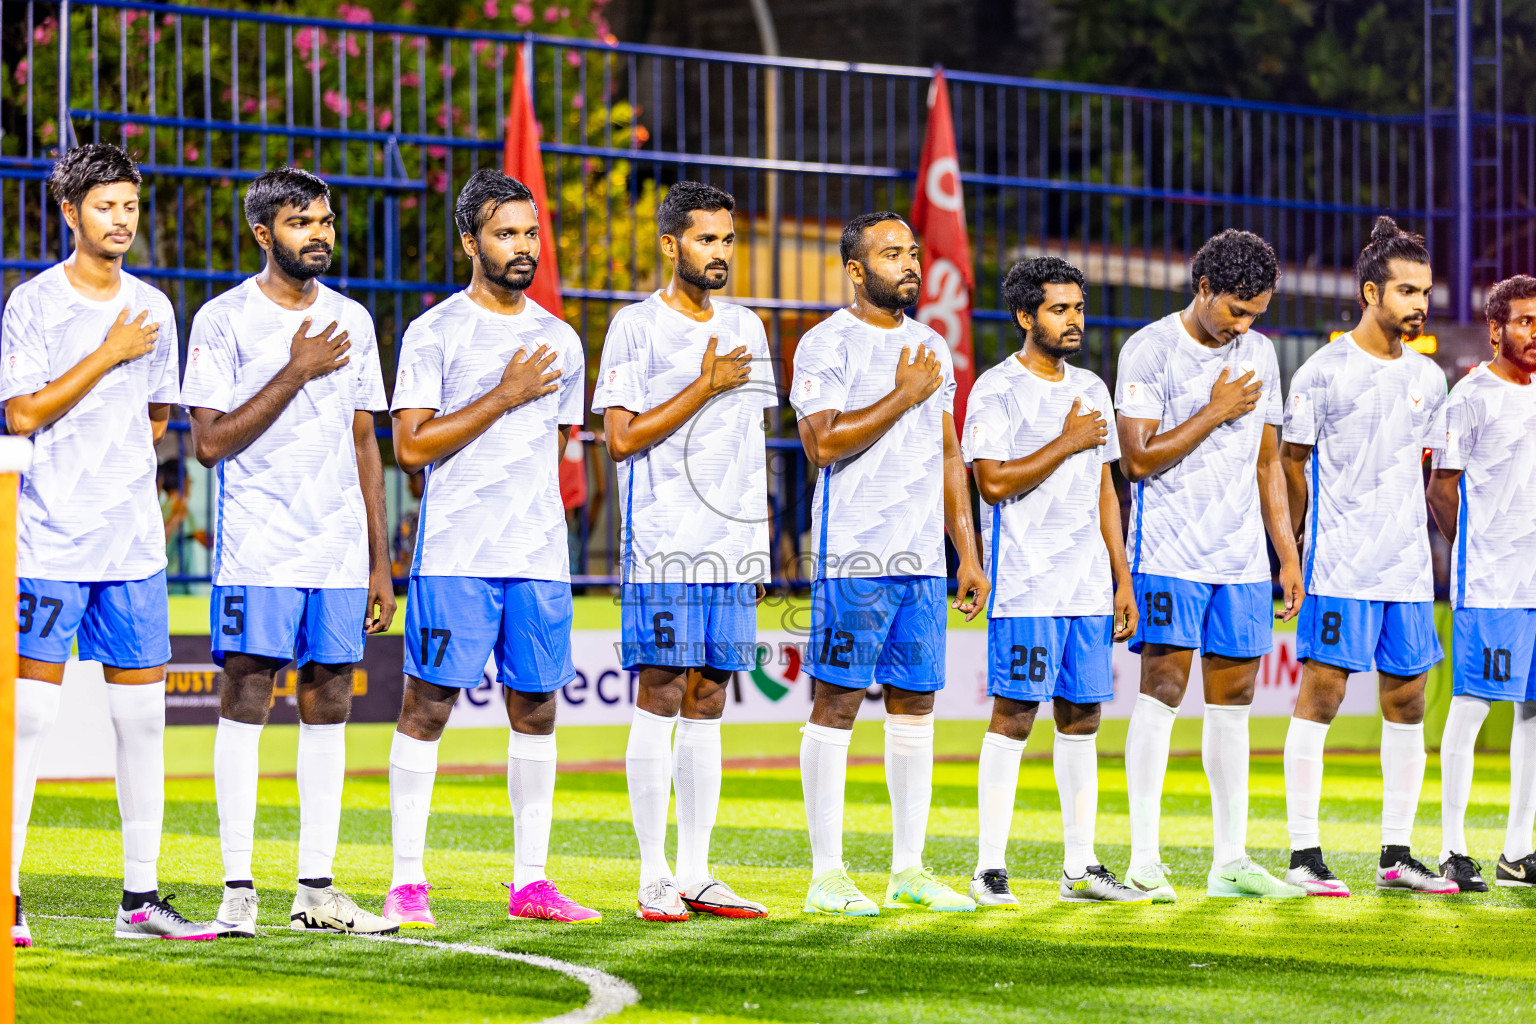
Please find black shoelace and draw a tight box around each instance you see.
[1297,852,1338,880]
[1446,853,1483,877]
[979,870,1010,894]
[1395,853,1437,878]
[152,893,195,924]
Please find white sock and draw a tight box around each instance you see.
[388,731,439,888]
[1284,717,1330,851]
[1055,731,1099,876]
[296,722,346,881]
[975,731,1026,873]
[1126,693,1177,869]
[108,682,166,893]
[1381,720,1426,847]
[626,707,676,885]
[508,730,557,891]
[672,717,722,889]
[885,712,935,875]
[1203,703,1250,867]
[801,722,851,877]
[12,679,61,894]
[1439,695,1490,861]
[1505,701,1536,861]
[214,718,264,883]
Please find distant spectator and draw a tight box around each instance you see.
[158,459,209,589]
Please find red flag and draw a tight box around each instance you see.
[909,68,975,430]
[503,44,563,316]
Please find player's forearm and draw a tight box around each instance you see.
[1098,470,1134,588]
[4,346,119,435]
[355,419,391,577]
[799,389,914,468]
[1257,459,1302,570]
[1280,445,1310,536]
[973,438,1076,504]
[942,452,982,569]
[604,378,712,461]
[149,403,170,444]
[1427,471,1460,544]
[191,368,308,466]
[1119,406,1223,481]
[393,393,508,474]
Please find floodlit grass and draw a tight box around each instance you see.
[19,753,1536,1023]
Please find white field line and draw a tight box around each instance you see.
[36,915,641,1024]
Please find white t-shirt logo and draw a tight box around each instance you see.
[798,375,821,399]
[1125,382,1140,399]
[1078,395,1095,414]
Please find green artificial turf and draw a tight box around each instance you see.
[20,753,1536,1023]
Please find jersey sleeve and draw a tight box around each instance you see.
[788,329,848,418]
[1260,341,1284,427]
[148,306,182,405]
[1434,385,1478,471]
[0,289,49,403]
[389,319,444,412]
[557,330,587,427]
[1114,338,1165,421]
[1096,381,1122,463]
[352,316,388,413]
[181,307,239,413]
[590,314,646,415]
[959,378,1011,465]
[1421,366,1450,449]
[744,311,780,410]
[941,346,958,416]
[1281,359,1325,446]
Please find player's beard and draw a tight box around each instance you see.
[1030,324,1083,361]
[676,250,729,291]
[271,238,333,280]
[864,267,921,312]
[479,248,538,292]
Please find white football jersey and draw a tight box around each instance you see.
[0,263,179,582]
[790,309,957,579]
[591,293,776,584]
[393,292,584,582]
[183,278,386,588]
[1284,333,1447,602]
[1115,312,1283,585]
[962,357,1119,617]
[1433,364,1536,608]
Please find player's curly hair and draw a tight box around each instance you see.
[1486,274,1536,325]
[657,180,735,239]
[47,143,142,211]
[1002,257,1085,339]
[1356,215,1430,308]
[453,169,536,239]
[244,166,331,231]
[1189,229,1279,300]
[840,211,908,265]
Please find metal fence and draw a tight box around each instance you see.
[1,0,1527,589]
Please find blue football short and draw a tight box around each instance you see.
[1129,572,1272,658]
[1452,607,1536,701]
[806,575,946,692]
[619,582,757,670]
[1296,595,1442,676]
[210,585,367,666]
[17,570,170,669]
[987,614,1114,704]
[405,575,574,692]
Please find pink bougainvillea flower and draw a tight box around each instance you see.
[426,145,448,159]
[324,90,352,118]
[512,3,534,25]
[545,6,561,22]
[400,72,421,87]
[33,18,56,46]
[185,144,200,162]
[378,108,394,129]
[566,51,581,66]
[13,59,27,86]
[428,171,448,193]
[483,0,498,18]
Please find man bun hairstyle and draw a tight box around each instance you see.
[453,169,536,239]
[1189,229,1279,301]
[840,211,907,266]
[1486,274,1536,325]
[244,166,331,231]
[656,180,735,240]
[48,142,142,211]
[1002,257,1086,340]
[1356,215,1430,308]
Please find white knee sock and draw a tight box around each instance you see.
[214,718,264,883]
[1055,731,1099,876]
[885,712,935,875]
[1126,693,1178,869]
[13,679,60,895]
[1284,717,1330,851]
[801,722,851,877]
[108,682,166,894]
[388,731,439,888]
[1439,695,1490,861]
[626,708,676,885]
[296,722,346,881]
[1505,701,1536,861]
[975,731,1027,873]
[672,717,723,889]
[1381,720,1426,847]
[1203,703,1250,867]
[508,731,557,890]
